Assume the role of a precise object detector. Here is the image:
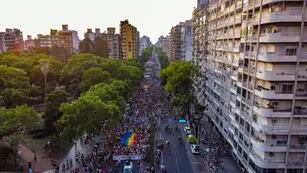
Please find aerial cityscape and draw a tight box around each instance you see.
[0,0,307,173]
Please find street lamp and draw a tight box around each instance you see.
[40,62,49,116]
[47,141,51,158]
[40,62,49,98]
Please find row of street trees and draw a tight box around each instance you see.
[160,61,204,138]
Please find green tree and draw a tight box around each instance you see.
[0,105,38,139]
[57,91,122,141]
[0,65,30,92]
[138,47,153,67]
[79,37,92,53]
[44,89,69,132]
[160,61,199,129]
[61,53,100,94]
[0,53,64,98]
[92,36,109,58]
[80,67,112,91]
[156,47,169,69]
[0,88,26,108]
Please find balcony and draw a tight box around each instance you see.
[252,122,290,135]
[255,88,293,100]
[294,107,307,115]
[289,144,307,152]
[253,104,292,117]
[257,11,302,25]
[251,137,287,152]
[258,33,301,43]
[245,0,300,10]
[257,52,298,62]
[249,150,286,168]
[256,71,295,81]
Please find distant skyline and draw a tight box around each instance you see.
[0,0,196,43]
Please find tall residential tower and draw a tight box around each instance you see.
[193,0,307,172]
[120,20,140,59]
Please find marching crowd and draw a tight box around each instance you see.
[55,62,169,172]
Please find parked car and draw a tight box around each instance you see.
[183,126,191,135]
[191,144,200,155]
[123,161,133,173]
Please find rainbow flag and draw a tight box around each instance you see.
[120,131,137,147]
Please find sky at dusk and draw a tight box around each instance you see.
[0,0,196,43]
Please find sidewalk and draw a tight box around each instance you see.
[178,122,207,173]
[58,139,92,173]
[18,144,53,173]
[198,121,242,173]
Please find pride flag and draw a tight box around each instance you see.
[120,131,137,147]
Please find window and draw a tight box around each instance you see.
[282,84,293,93]
[286,48,297,56]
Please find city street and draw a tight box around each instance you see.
[151,48,206,173]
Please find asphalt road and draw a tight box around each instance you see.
[155,117,194,173]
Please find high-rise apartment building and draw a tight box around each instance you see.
[0,28,24,51]
[120,20,140,59]
[100,27,122,59]
[36,34,53,48]
[0,32,5,53]
[84,27,122,59]
[169,21,193,61]
[156,35,171,58]
[36,25,80,53]
[170,23,184,60]
[84,28,100,41]
[24,35,35,50]
[192,0,208,104]
[182,20,193,61]
[56,25,80,53]
[192,0,307,172]
[139,35,152,55]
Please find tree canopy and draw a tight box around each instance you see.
[0,105,38,140]
[44,89,69,131]
[160,61,199,118]
[79,36,109,58]
[57,80,129,141]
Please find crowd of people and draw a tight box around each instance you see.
[207,133,231,172]
[55,56,171,173]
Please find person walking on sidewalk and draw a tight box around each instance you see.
[33,153,37,162]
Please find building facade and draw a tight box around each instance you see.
[24,35,35,50]
[193,0,307,172]
[192,0,208,105]
[182,20,193,61]
[120,20,140,59]
[100,27,122,59]
[0,28,24,51]
[170,23,184,60]
[169,21,193,61]
[139,35,152,55]
[36,25,80,53]
[155,35,171,58]
[0,32,5,53]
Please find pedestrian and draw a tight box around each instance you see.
[33,153,37,162]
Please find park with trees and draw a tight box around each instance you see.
[0,49,143,170]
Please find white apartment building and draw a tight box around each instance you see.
[192,0,307,172]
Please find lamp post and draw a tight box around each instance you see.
[47,141,51,158]
[40,62,49,98]
[40,62,49,115]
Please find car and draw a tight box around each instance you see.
[183,126,191,135]
[123,161,133,173]
[191,144,200,155]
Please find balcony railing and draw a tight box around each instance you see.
[289,144,307,150]
[254,102,292,112]
[294,108,307,115]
